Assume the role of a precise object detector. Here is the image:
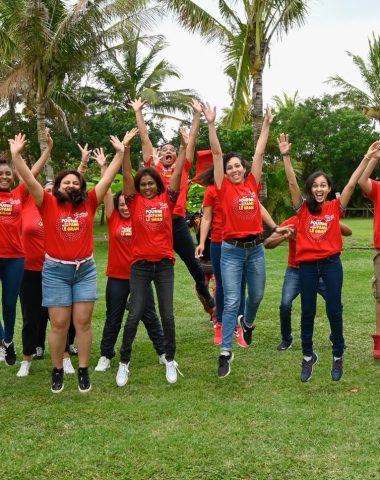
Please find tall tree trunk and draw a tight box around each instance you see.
[9,97,20,133]
[36,100,54,180]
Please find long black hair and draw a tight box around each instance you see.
[197,165,215,186]
[305,171,333,214]
[53,170,87,205]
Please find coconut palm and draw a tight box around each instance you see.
[0,0,152,177]
[95,29,197,119]
[327,33,380,122]
[160,0,311,142]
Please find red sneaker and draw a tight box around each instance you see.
[235,327,248,348]
[214,324,222,345]
[372,334,380,359]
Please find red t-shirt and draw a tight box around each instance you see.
[295,198,344,262]
[126,190,177,264]
[106,210,133,279]
[218,172,263,240]
[0,183,27,258]
[364,179,380,248]
[22,193,45,271]
[280,215,299,269]
[154,160,191,218]
[38,189,99,260]
[203,184,223,243]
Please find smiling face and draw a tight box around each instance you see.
[58,174,81,196]
[311,175,331,204]
[225,157,246,184]
[0,164,14,191]
[160,144,177,167]
[118,195,130,219]
[139,175,158,199]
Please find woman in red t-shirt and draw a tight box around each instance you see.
[92,145,165,372]
[278,133,380,382]
[10,132,126,394]
[0,129,52,367]
[116,129,187,387]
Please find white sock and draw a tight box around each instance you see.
[304,356,312,362]
[333,356,342,361]
[221,350,230,356]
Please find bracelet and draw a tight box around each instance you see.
[123,145,131,149]
[272,225,279,234]
[80,162,87,168]
[364,154,372,161]
[280,153,290,158]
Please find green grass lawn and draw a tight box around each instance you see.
[1,218,379,480]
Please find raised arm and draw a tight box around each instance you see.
[358,141,380,196]
[169,128,188,191]
[251,106,274,184]
[122,128,139,196]
[186,99,202,164]
[77,143,92,178]
[95,136,126,203]
[92,148,113,218]
[9,134,44,206]
[30,128,53,178]
[129,98,153,163]
[202,103,224,189]
[340,141,380,208]
[277,133,302,208]
[195,206,213,258]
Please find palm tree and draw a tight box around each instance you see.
[327,33,380,122]
[95,29,197,119]
[0,0,151,177]
[273,91,300,110]
[159,0,311,142]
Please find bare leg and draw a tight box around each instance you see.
[375,303,380,335]
[48,306,72,369]
[72,302,94,368]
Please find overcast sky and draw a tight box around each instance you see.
[154,0,379,130]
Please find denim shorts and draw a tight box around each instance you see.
[42,258,99,307]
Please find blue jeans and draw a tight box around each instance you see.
[0,257,25,343]
[221,242,266,350]
[299,254,345,357]
[210,242,245,324]
[100,277,164,359]
[120,258,175,363]
[280,266,326,342]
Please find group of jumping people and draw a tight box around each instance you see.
[1,98,380,393]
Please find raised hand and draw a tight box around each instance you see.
[191,99,203,114]
[45,128,53,150]
[109,135,125,153]
[128,98,146,112]
[92,148,107,168]
[263,105,275,124]
[122,128,139,147]
[77,143,92,164]
[201,102,216,124]
[179,127,189,147]
[277,133,292,155]
[366,140,380,160]
[152,147,162,166]
[9,133,27,156]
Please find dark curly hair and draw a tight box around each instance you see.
[134,167,165,195]
[222,152,247,173]
[53,170,87,205]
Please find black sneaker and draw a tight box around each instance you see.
[277,340,292,351]
[300,353,318,382]
[237,315,255,345]
[51,367,64,393]
[218,352,234,378]
[331,356,344,381]
[78,367,92,393]
[3,341,16,366]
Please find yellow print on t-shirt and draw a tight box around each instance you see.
[61,216,80,232]
[145,207,163,222]
[0,201,12,216]
[121,225,132,236]
[238,195,255,211]
[309,218,328,235]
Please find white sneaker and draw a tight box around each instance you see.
[63,357,75,374]
[0,345,5,362]
[116,362,130,387]
[158,354,167,365]
[165,360,183,384]
[95,356,111,372]
[17,360,31,377]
